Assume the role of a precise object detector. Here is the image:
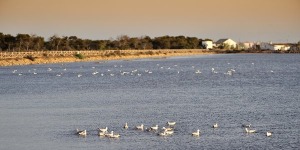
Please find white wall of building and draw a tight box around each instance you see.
[260,42,290,50]
[202,41,213,49]
[224,39,237,48]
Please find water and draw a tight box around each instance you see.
[0,54,299,150]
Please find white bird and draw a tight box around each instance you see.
[242,124,251,128]
[164,130,174,135]
[158,131,167,136]
[77,74,82,77]
[245,128,256,133]
[92,71,98,75]
[110,133,120,138]
[99,127,108,132]
[136,124,144,130]
[98,131,106,136]
[192,129,200,136]
[150,125,159,131]
[105,131,114,137]
[167,122,176,126]
[213,123,218,128]
[162,127,173,131]
[266,132,272,137]
[76,129,87,136]
[195,70,202,74]
[124,123,128,129]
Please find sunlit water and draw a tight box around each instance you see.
[0,54,299,150]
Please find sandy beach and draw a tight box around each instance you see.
[0,49,215,66]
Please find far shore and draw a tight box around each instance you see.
[0,49,216,67]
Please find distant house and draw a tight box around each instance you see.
[201,39,213,49]
[216,39,237,49]
[260,42,291,50]
[238,42,255,50]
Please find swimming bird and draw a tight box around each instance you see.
[266,132,272,137]
[98,131,106,136]
[110,133,120,138]
[245,128,256,133]
[76,129,87,136]
[162,127,173,131]
[195,70,202,74]
[158,131,167,136]
[192,129,200,136]
[164,129,174,135]
[105,131,114,137]
[136,124,144,130]
[124,123,128,129]
[213,123,218,128]
[242,124,251,128]
[167,122,176,126]
[150,125,159,131]
[99,127,108,132]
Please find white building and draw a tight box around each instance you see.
[239,42,255,49]
[202,40,213,49]
[260,42,291,50]
[216,39,237,49]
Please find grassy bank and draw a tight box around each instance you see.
[0,49,214,66]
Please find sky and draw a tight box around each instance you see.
[0,0,300,42]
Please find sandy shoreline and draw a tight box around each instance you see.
[0,49,215,67]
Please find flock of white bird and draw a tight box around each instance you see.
[10,62,249,79]
[76,122,272,138]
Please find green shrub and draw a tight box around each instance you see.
[74,53,84,59]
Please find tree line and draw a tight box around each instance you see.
[0,33,211,51]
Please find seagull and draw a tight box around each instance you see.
[158,131,167,136]
[150,125,159,131]
[124,123,128,129]
[110,133,120,138]
[98,131,106,136]
[164,129,174,135]
[76,129,87,136]
[266,132,272,137]
[245,128,256,133]
[242,124,251,128]
[162,127,173,131]
[167,122,176,126]
[136,124,144,130]
[105,131,114,137]
[99,127,108,133]
[192,129,200,136]
[213,123,218,128]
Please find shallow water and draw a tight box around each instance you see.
[0,54,300,150]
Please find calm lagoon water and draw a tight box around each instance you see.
[0,54,299,150]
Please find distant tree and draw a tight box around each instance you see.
[0,33,4,51]
[31,35,44,50]
[117,35,130,50]
[139,36,152,49]
[171,36,187,49]
[186,37,199,49]
[129,37,139,49]
[16,34,31,51]
[153,36,171,49]
[48,35,62,50]
[4,34,16,51]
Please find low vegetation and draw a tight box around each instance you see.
[74,53,84,59]
[24,55,35,61]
